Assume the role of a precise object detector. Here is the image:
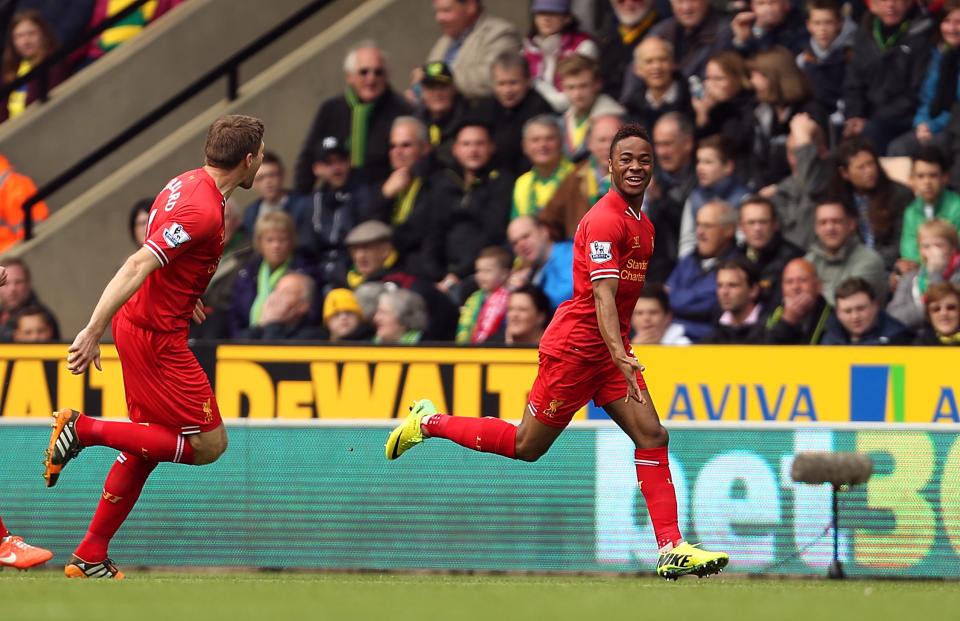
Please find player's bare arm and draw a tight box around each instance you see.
[592,277,645,404]
[67,247,162,375]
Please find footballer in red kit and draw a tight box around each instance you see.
[43,115,266,579]
[386,123,729,579]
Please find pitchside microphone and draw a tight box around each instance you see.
[791,451,874,580]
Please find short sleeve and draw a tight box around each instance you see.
[143,204,217,267]
[583,215,621,282]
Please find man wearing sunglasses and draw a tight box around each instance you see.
[295,41,411,194]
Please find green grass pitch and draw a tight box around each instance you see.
[2,571,956,621]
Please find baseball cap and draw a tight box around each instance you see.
[532,0,571,13]
[323,288,363,324]
[315,135,349,161]
[344,219,393,246]
[421,61,454,87]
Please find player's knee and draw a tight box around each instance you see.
[634,424,668,449]
[189,430,228,465]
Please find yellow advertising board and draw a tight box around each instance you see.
[0,344,957,423]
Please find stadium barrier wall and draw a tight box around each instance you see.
[0,344,957,424]
[2,421,958,577]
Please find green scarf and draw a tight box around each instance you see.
[374,330,422,344]
[456,289,486,344]
[249,259,289,326]
[393,177,423,225]
[345,88,373,168]
[872,18,910,51]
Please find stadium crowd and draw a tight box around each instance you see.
[3,0,960,346]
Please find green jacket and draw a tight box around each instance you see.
[900,189,960,262]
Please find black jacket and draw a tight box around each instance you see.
[596,8,661,98]
[820,310,914,345]
[649,7,732,79]
[295,89,411,193]
[700,315,768,344]
[416,94,470,170]
[739,232,805,305]
[371,156,440,272]
[763,295,832,344]
[471,89,554,176]
[646,164,695,284]
[733,7,809,56]
[843,11,934,122]
[416,165,514,280]
[622,74,694,135]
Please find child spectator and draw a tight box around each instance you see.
[678,134,750,258]
[1,9,66,122]
[523,0,598,112]
[796,0,856,122]
[821,277,912,344]
[900,146,960,270]
[323,288,374,342]
[888,219,960,330]
[456,246,512,344]
[558,53,625,160]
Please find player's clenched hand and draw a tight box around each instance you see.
[67,327,102,375]
[192,299,207,324]
[615,354,646,405]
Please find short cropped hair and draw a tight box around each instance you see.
[806,0,842,19]
[392,116,429,145]
[492,50,530,78]
[697,134,735,164]
[717,255,761,288]
[477,245,513,271]
[204,114,265,169]
[522,114,562,141]
[739,195,778,222]
[835,277,876,302]
[557,53,599,80]
[637,282,671,312]
[609,122,652,160]
[918,218,960,249]
[913,144,948,171]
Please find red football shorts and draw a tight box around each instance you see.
[112,312,222,435]
[527,351,647,428]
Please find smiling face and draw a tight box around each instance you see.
[346,47,387,103]
[928,292,960,336]
[635,38,674,90]
[523,122,562,169]
[609,135,654,200]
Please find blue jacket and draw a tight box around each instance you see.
[665,247,737,342]
[533,241,574,310]
[913,46,960,134]
[820,310,913,345]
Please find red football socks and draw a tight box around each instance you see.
[422,414,517,459]
[75,415,194,464]
[74,452,157,562]
[635,446,683,550]
[0,515,8,539]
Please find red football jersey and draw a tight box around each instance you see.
[122,168,226,333]
[539,189,655,361]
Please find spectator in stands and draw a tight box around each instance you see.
[888,219,960,330]
[745,46,825,190]
[691,51,754,173]
[821,277,912,344]
[596,0,660,100]
[373,287,428,344]
[322,288,374,342]
[764,257,832,344]
[424,0,521,99]
[841,0,934,154]
[512,114,574,218]
[762,112,831,249]
[127,198,151,248]
[667,199,738,342]
[502,284,551,344]
[0,153,47,251]
[457,246,512,344]
[472,51,554,176]
[797,0,855,125]
[678,134,750,258]
[805,200,888,305]
[899,145,960,269]
[415,61,468,168]
[79,0,183,67]
[296,41,410,192]
[228,212,313,338]
[888,1,960,157]
[540,113,621,240]
[341,219,458,341]
[827,136,913,271]
[701,256,767,343]
[523,0,598,112]
[297,135,375,285]
[354,280,387,322]
[17,0,94,53]
[241,151,303,236]
[375,116,436,271]
[1,9,66,122]
[192,198,251,340]
[10,304,55,342]
[621,36,692,133]
[0,257,58,341]
[558,53,625,160]
[643,112,695,281]
[506,215,573,310]
[238,273,325,341]
[737,195,804,303]
[631,282,690,344]
[730,0,807,56]
[914,282,960,345]
[649,0,731,79]
[418,120,513,293]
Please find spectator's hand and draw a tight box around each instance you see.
[409,66,424,87]
[67,326,103,375]
[0,265,6,287]
[691,94,714,127]
[192,299,207,324]
[895,258,919,276]
[916,123,933,144]
[843,117,866,138]
[437,273,459,294]
[382,167,413,199]
[615,354,646,404]
[789,112,818,146]
[731,12,756,46]
[507,267,532,291]
[758,184,777,199]
[260,290,295,325]
[782,291,816,325]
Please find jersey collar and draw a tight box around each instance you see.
[605,188,643,221]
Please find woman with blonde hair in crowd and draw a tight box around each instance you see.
[1,10,66,122]
[914,282,960,345]
[888,219,960,330]
[228,211,313,337]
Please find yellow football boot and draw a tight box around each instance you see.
[384,399,437,460]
